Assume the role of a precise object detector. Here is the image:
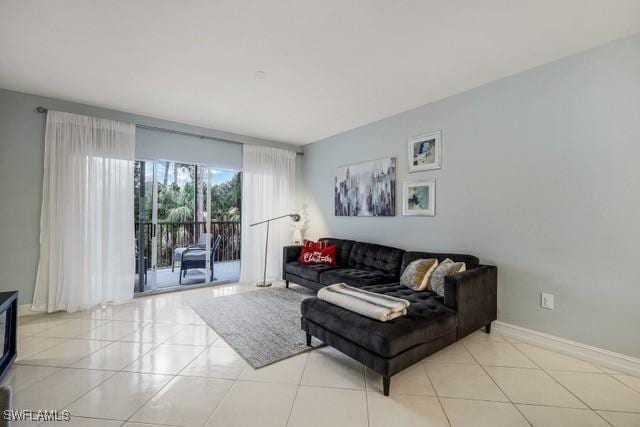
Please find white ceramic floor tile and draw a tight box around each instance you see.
[19,339,111,367]
[424,362,508,401]
[180,346,247,379]
[517,405,609,427]
[75,320,147,341]
[16,336,65,360]
[486,366,586,408]
[598,365,626,375]
[597,410,640,427]
[123,343,205,375]
[72,341,155,371]
[18,317,71,336]
[462,330,508,343]
[301,348,365,390]
[613,374,640,393]
[512,343,603,372]
[13,368,114,411]
[66,371,172,420]
[288,385,368,427]
[130,376,233,426]
[239,352,308,384]
[424,342,477,364]
[210,337,231,348]
[33,319,107,338]
[368,393,449,427]
[463,340,537,368]
[120,323,185,343]
[365,363,435,396]
[550,371,640,412]
[205,381,297,427]
[41,416,123,427]
[163,324,219,346]
[441,398,529,427]
[0,365,60,393]
[124,423,173,427]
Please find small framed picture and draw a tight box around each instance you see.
[403,181,435,216]
[408,130,441,172]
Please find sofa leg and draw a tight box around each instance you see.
[285,280,289,288]
[484,322,492,334]
[383,376,390,396]
[306,332,311,346]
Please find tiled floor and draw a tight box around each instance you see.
[5,282,640,427]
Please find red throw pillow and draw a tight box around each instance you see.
[299,244,337,266]
[301,239,329,251]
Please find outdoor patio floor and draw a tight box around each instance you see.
[136,260,241,292]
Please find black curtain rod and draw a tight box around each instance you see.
[36,106,304,156]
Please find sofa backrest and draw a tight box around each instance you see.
[401,251,480,275]
[319,238,354,267]
[346,241,405,277]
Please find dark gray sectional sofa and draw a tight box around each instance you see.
[283,238,497,396]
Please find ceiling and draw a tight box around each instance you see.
[1,1,639,145]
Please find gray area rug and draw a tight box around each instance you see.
[188,286,323,368]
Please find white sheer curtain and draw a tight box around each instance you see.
[33,111,136,313]
[240,145,296,283]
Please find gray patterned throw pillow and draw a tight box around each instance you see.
[400,259,438,291]
[428,258,466,296]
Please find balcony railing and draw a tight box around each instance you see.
[135,221,241,268]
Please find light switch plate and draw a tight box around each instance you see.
[541,293,554,310]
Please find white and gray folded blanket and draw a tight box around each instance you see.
[317,283,410,322]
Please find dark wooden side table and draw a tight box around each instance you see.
[0,291,18,381]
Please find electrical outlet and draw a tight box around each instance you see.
[541,293,554,310]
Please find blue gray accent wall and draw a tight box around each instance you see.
[301,34,640,357]
[0,88,298,304]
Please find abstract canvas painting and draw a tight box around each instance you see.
[335,157,396,216]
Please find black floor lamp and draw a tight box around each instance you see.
[250,213,300,287]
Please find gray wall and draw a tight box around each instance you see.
[0,88,298,304]
[301,34,640,358]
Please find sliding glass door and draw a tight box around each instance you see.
[209,169,242,281]
[134,160,156,292]
[134,160,241,294]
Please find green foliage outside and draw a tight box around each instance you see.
[134,162,241,223]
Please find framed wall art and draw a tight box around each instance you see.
[403,180,435,216]
[335,157,396,216]
[408,130,441,172]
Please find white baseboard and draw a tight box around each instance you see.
[493,321,640,377]
[18,303,41,317]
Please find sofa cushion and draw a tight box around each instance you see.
[347,242,405,276]
[319,268,396,287]
[285,262,339,282]
[401,251,479,275]
[319,238,354,267]
[182,250,206,261]
[301,283,457,357]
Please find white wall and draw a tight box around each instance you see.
[301,34,640,358]
[136,128,242,170]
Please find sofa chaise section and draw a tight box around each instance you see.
[286,241,497,396]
